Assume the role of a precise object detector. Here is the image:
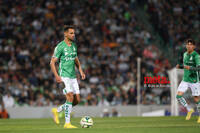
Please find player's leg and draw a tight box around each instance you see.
[63,92,77,128]
[73,94,80,106]
[51,77,73,127]
[191,83,200,123]
[51,78,69,124]
[52,102,65,124]
[62,78,77,128]
[193,96,200,123]
[51,107,60,124]
[57,104,65,112]
[176,81,193,120]
[176,81,191,111]
[72,78,80,106]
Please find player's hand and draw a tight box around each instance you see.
[55,76,62,83]
[184,65,190,70]
[80,71,86,80]
[176,64,179,68]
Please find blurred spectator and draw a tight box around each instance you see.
[98,93,110,106]
[100,108,121,117]
[0,109,9,119]
[101,108,110,117]
[146,0,199,50]
[110,108,121,117]
[3,92,15,108]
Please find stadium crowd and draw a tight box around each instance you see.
[146,0,199,51]
[0,0,172,108]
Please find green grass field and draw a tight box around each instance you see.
[0,116,200,133]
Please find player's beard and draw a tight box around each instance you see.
[68,37,75,42]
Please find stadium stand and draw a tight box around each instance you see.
[3,0,193,107]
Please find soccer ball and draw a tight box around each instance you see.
[80,116,93,128]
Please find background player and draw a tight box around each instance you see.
[176,39,200,123]
[50,25,85,128]
[0,87,9,118]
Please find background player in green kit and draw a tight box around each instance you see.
[176,39,200,123]
[50,25,85,128]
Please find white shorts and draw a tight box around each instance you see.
[61,77,80,95]
[177,81,200,96]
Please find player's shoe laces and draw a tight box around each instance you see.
[185,109,194,120]
[197,116,200,123]
[64,123,77,128]
[51,108,60,124]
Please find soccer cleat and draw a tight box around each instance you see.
[185,109,194,120]
[197,116,200,123]
[64,123,77,128]
[51,108,60,124]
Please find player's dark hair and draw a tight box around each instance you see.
[186,38,195,45]
[64,25,75,32]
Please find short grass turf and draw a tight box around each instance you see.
[0,116,200,133]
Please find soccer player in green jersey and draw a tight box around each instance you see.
[50,25,85,128]
[176,39,200,123]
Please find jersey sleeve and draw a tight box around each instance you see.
[195,54,200,66]
[52,45,62,58]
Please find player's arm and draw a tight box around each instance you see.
[184,54,200,70]
[75,57,85,80]
[184,65,200,70]
[186,66,200,71]
[50,57,62,83]
[176,64,184,69]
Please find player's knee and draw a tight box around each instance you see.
[193,96,199,102]
[66,93,74,102]
[70,94,74,101]
[176,95,182,99]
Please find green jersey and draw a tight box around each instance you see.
[183,51,200,83]
[53,40,77,78]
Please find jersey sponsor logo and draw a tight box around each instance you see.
[63,47,76,61]
[65,52,76,61]
[65,57,76,61]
